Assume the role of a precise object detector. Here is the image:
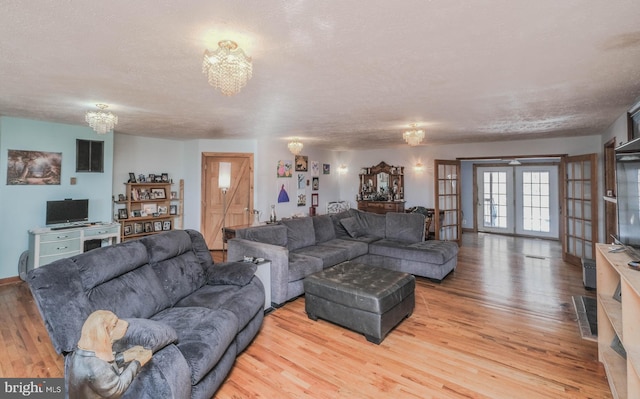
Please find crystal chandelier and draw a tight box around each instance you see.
[85,104,118,134]
[288,138,303,155]
[403,123,425,146]
[202,40,253,96]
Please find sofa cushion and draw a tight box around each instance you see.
[293,244,350,268]
[75,240,149,289]
[280,217,316,251]
[321,238,369,259]
[288,252,323,282]
[385,212,425,242]
[176,279,265,332]
[355,210,386,238]
[152,307,238,385]
[340,217,364,238]
[330,209,359,239]
[236,225,287,247]
[313,215,336,243]
[369,239,458,264]
[208,262,257,286]
[85,264,172,319]
[151,251,207,305]
[113,318,178,354]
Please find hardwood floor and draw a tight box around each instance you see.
[0,233,611,398]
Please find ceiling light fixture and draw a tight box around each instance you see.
[288,138,303,155]
[509,159,521,165]
[403,123,425,146]
[202,40,253,96]
[85,104,118,134]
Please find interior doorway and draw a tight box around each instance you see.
[475,165,559,239]
[201,152,254,250]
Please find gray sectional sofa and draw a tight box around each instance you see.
[228,208,459,307]
[27,229,265,399]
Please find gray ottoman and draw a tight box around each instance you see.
[303,261,415,344]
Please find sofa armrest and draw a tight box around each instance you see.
[227,238,290,305]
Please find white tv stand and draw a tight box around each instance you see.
[28,222,120,270]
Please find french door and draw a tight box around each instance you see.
[434,160,461,243]
[561,154,598,265]
[201,152,254,250]
[476,165,559,239]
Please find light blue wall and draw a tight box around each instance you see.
[0,117,114,279]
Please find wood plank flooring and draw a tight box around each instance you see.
[0,233,611,398]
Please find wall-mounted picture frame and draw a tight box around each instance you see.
[312,193,319,207]
[151,188,166,199]
[171,191,178,199]
[170,205,177,215]
[154,221,163,231]
[295,155,308,172]
[7,150,62,185]
[118,208,128,219]
[312,177,319,190]
[323,163,330,175]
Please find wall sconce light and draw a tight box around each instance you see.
[414,161,424,172]
[337,164,348,174]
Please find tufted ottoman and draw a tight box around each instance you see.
[303,261,415,344]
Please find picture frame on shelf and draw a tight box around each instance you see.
[118,208,128,219]
[158,206,168,214]
[171,191,178,199]
[143,203,157,215]
[144,222,153,233]
[161,173,169,182]
[134,223,143,234]
[170,205,177,215]
[151,188,166,199]
[163,221,171,230]
[154,221,163,231]
[132,210,142,218]
[128,173,137,183]
[124,225,132,236]
[118,193,126,201]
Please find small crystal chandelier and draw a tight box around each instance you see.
[202,40,253,96]
[288,138,303,155]
[403,123,425,146]
[85,104,118,134]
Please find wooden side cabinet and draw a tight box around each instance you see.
[596,243,640,398]
[28,222,120,269]
[357,200,405,214]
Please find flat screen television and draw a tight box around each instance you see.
[46,199,89,226]
[615,138,640,255]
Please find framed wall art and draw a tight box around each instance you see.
[7,150,62,185]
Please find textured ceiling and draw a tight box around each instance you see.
[1,0,640,150]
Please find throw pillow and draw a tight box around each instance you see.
[340,217,364,238]
[280,217,316,251]
[113,318,178,354]
[208,262,257,286]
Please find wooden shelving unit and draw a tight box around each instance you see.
[114,179,184,241]
[596,243,640,399]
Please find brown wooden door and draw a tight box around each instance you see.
[434,159,461,243]
[561,153,598,265]
[201,152,254,250]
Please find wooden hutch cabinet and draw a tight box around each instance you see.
[357,161,405,214]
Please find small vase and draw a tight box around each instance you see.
[269,205,277,223]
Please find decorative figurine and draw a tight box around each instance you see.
[67,310,152,399]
